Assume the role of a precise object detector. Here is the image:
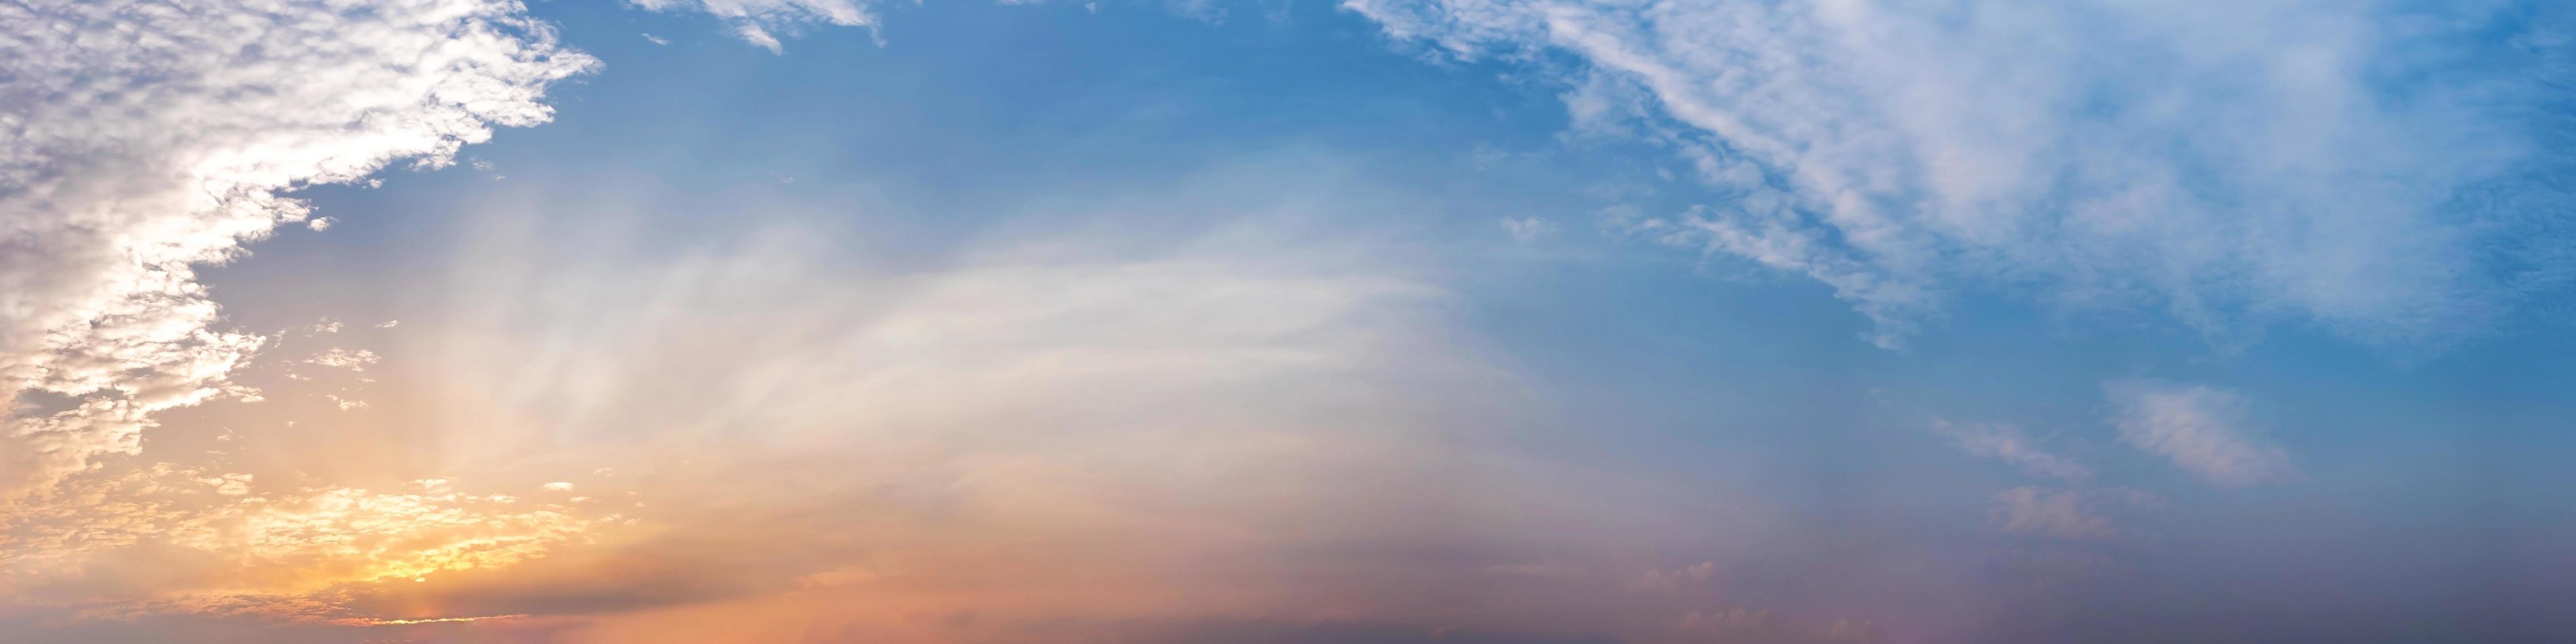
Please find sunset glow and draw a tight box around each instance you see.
[7,1,2575,643]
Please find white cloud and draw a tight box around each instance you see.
[306,217,336,232]
[2104,380,2293,486]
[306,348,382,373]
[624,0,876,53]
[0,0,595,499]
[1931,420,2090,480]
[1350,0,2576,348]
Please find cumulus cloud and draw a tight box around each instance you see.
[624,0,875,52]
[0,0,594,499]
[1350,0,2576,348]
[1932,420,2090,480]
[2104,381,2293,486]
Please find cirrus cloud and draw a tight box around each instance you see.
[624,0,876,52]
[1349,0,2576,348]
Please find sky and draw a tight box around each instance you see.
[3,0,2573,642]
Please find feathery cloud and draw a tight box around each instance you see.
[1350,0,2576,348]
[625,0,875,52]
[2105,380,2294,486]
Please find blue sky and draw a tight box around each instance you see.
[5,1,2574,642]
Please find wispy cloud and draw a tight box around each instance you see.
[2105,380,2294,486]
[626,0,876,52]
[1350,0,2576,348]
[1932,420,2091,480]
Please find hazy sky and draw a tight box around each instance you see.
[5,1,2573,643]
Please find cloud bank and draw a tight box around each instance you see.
[1350,0,2576,347]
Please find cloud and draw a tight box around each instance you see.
[624,0,876,53]
[325,394,367,411]
[1931,421,2090,480]
[333,204,1769,640]
[306,348,381,373]
[2,470,615,624]
[0,0,595,499]
[2104,381,2293,486]
[1349,0,2576,348]
[1988,486,2116,540]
